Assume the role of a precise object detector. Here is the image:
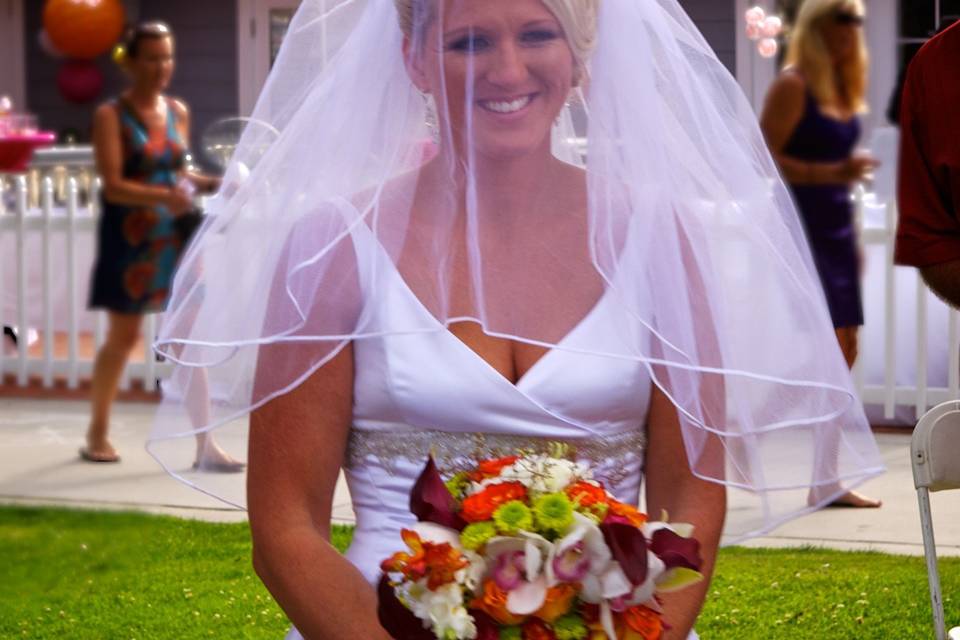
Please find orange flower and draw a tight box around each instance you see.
[533,584,578,623]
[380,529,468,589]
[123,262,156,300]
[471,455,520,481]
[607,501,648,528]
[471,579,526,626]
[522,618,557,640]
[566,481,609,508]
[461,482,527,523]
[621,605,663,640]
[122,210,159,246]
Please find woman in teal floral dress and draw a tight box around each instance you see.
[84,21,242,472]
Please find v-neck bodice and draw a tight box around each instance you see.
[341,225,652,585]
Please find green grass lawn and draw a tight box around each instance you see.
[1,506,956,639]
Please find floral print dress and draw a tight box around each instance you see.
[89,96,189,314]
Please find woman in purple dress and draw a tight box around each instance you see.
[761,0,880,508]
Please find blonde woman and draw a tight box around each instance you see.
[150,0,884,636]
[761,0,880,508]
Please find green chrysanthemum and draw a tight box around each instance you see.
[444,471,471,499]
[533,492,575,536]
[493,500,534,535]
[583,502,609,522]
[554,613,589,640]
[499,626,523,640]
[460,521,497,551]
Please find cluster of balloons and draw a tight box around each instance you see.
[38,0,126,104]
[744,5,784,59]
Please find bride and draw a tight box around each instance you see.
[149,0,884,638]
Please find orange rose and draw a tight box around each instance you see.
[607,501,648,528]
[566,481,609,508]
[533,584,578,623]
[471,579,526,626]
[472,455,520,481]
[522,618,557,640]
[621,605,663,640]
[461,482,527,523]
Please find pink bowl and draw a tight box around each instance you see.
[0,132,57,172]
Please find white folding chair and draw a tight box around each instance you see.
[912,400,960,640]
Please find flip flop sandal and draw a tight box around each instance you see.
[79,447,121,463]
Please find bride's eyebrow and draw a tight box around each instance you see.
[442,26,487,39]
[520,19,561,30]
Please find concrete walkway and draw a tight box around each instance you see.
[2,397,959,556]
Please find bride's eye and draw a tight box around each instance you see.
[446,33,492,53]
[520,29,560,45]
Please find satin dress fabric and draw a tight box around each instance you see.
[284,228,701,639]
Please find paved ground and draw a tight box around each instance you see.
[2,397,959,556]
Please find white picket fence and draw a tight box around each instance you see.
[853,190,960,421]
[1,171,958,420]
[0,175,170,391]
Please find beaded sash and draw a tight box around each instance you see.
[345,428,646,486]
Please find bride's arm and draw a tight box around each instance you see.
[247,344,392,640]
[644,384,727,640]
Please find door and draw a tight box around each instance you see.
[237,0,301,116]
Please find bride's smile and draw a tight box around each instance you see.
[406,0,577,160]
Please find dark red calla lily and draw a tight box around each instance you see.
[376,574,436,640]
[650,528,703,571]
[470,609,500,640]
[600,521,649,586]
[410,456,465,531]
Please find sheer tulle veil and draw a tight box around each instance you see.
[149,0,884,541]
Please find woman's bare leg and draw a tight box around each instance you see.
[815,326,881,508]
[185,366,244,471]
[84,312,144,461]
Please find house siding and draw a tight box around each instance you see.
[24,0,237,169]
[680,0,737,75]
[22,0,734,164]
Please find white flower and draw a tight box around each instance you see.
[482,532,557,615]
[404,581,477,640]
[493,455,589,494]
[423,583,476,639]
[455,550,487,591]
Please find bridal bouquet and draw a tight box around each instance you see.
[377,449,704,640]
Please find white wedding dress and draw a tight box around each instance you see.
[285,236,700,639]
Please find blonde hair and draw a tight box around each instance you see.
[394,0,600,69]
[784,0,868,112]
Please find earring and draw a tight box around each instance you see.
[421,91,440,144]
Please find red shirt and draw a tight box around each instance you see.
[895,22,960,267]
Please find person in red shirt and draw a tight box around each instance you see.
[896,21,960,308]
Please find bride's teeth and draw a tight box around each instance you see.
[482,96,531,113]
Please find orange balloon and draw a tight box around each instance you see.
[43,0,126,60]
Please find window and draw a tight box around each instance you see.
[898,0,960,71]
[269,8,296,68]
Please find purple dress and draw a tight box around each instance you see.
[784,90,863,329]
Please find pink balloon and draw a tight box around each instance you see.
[37,29,65,59]
[56,60,105,104]
[745,22,763,40]
[758,38,779,58]
[762,16,783,38]
[745,6,766,26]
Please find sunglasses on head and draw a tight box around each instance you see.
[833,11,864,26]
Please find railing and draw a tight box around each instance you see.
[0,174,170,391]
[1,163,958,420]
